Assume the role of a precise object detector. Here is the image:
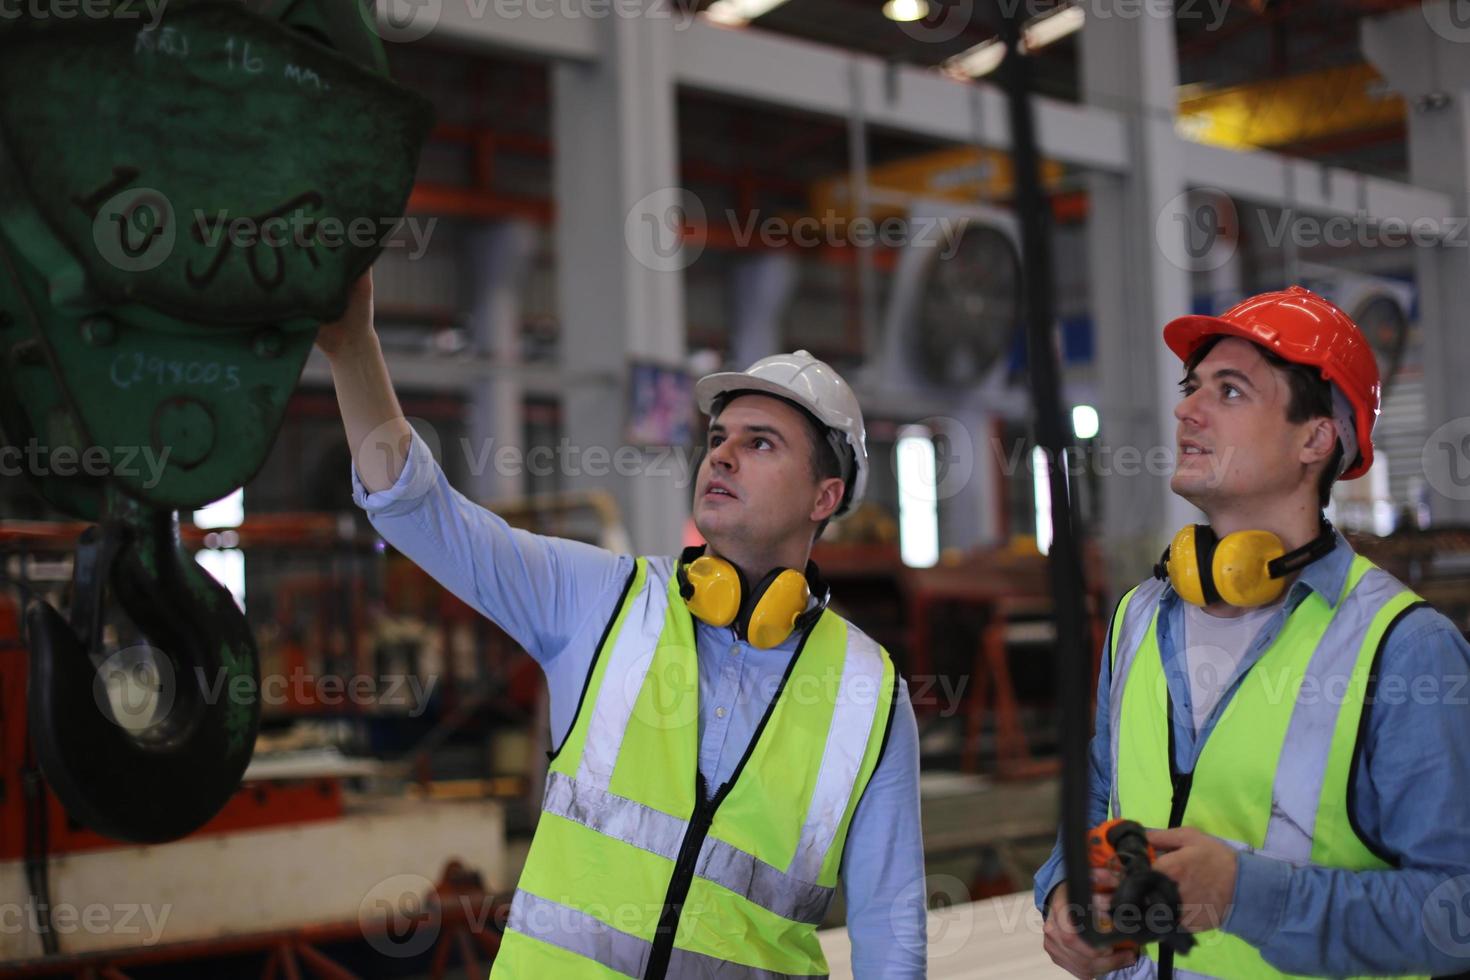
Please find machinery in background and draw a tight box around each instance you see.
[1176,62,1404,153]
[869,200,1032,556]
[0,489,629,969]
[808,144,1067,229]
[1349,527,1470,638]
[0,0,430,846]
[877,200,1024,395]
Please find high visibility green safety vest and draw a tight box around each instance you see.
[1106,554,1427,980]
[491,556,898,979]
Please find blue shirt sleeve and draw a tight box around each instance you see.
[1221,606,1470,976]
[350,428,631,668]
[840,677,926,979]
[1033,620,1115,912]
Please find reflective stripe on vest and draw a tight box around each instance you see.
[1262,563,1409,864]
[540,768,835,925]
[493,556,895,979]
[1108,556,1428,980]
[505,889,825,980]
[1108,578,1168,819]
[790,625,885,883]
[577,559,677,792]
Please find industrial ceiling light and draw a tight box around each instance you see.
[1022,1,1085,50]
[940,2,1084,79]
[883,0,930,22]
[703,0,789,26]
[941,38,1005,79]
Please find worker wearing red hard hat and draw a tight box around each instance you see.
[1036,286,1470,978]
[1166,285,1382,480]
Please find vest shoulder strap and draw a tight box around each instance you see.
[1110,577,1167,673]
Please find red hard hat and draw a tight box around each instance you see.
[1162,285,1380,480]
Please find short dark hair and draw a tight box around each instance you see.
[1185,335,1344,509]
[711,391,847,539]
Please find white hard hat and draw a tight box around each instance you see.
[695,350,868,516]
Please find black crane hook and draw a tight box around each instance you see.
[24,489,259,843]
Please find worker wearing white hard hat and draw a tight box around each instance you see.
[695,348,870,517]
[323,277,927,980]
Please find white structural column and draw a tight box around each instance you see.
[1081,7,1198,582]
[466,221,538,503]
[728,252,798,369]
[552,8,689,554]
[942,409,1000,552]
[1364,4,1470,524]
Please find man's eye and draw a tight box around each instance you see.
[1222,384,1241,399]
[753,437,772,450]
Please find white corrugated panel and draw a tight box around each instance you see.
[1378,372,1427,508]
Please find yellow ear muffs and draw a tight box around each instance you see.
[680,555,743,628]
[1158,524,1306,608]
[678,547,830,647]
[1212,529,1288,607]
[1163,525,1210,607]
[744,568,811,650]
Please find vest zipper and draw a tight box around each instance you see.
[642,615,818,978]
[1158,688,1194,980]
[645,771,714,979]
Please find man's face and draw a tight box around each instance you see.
[1171,337,1326,508]
[692,394,836,552]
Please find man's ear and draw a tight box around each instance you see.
[1299,417,1339,467]
[810,477,846,524]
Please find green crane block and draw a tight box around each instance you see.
[1,0,435,845]
[0,0,433,513]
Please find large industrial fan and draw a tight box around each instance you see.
[880,201,1024,392]
[1349,291,1411,394]
[913,221,1024,387]
[1295,264,1414,395]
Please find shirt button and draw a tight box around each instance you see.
[716,707,727,718]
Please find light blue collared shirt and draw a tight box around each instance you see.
[1033,532,1470,976]
[353,430,927,978]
